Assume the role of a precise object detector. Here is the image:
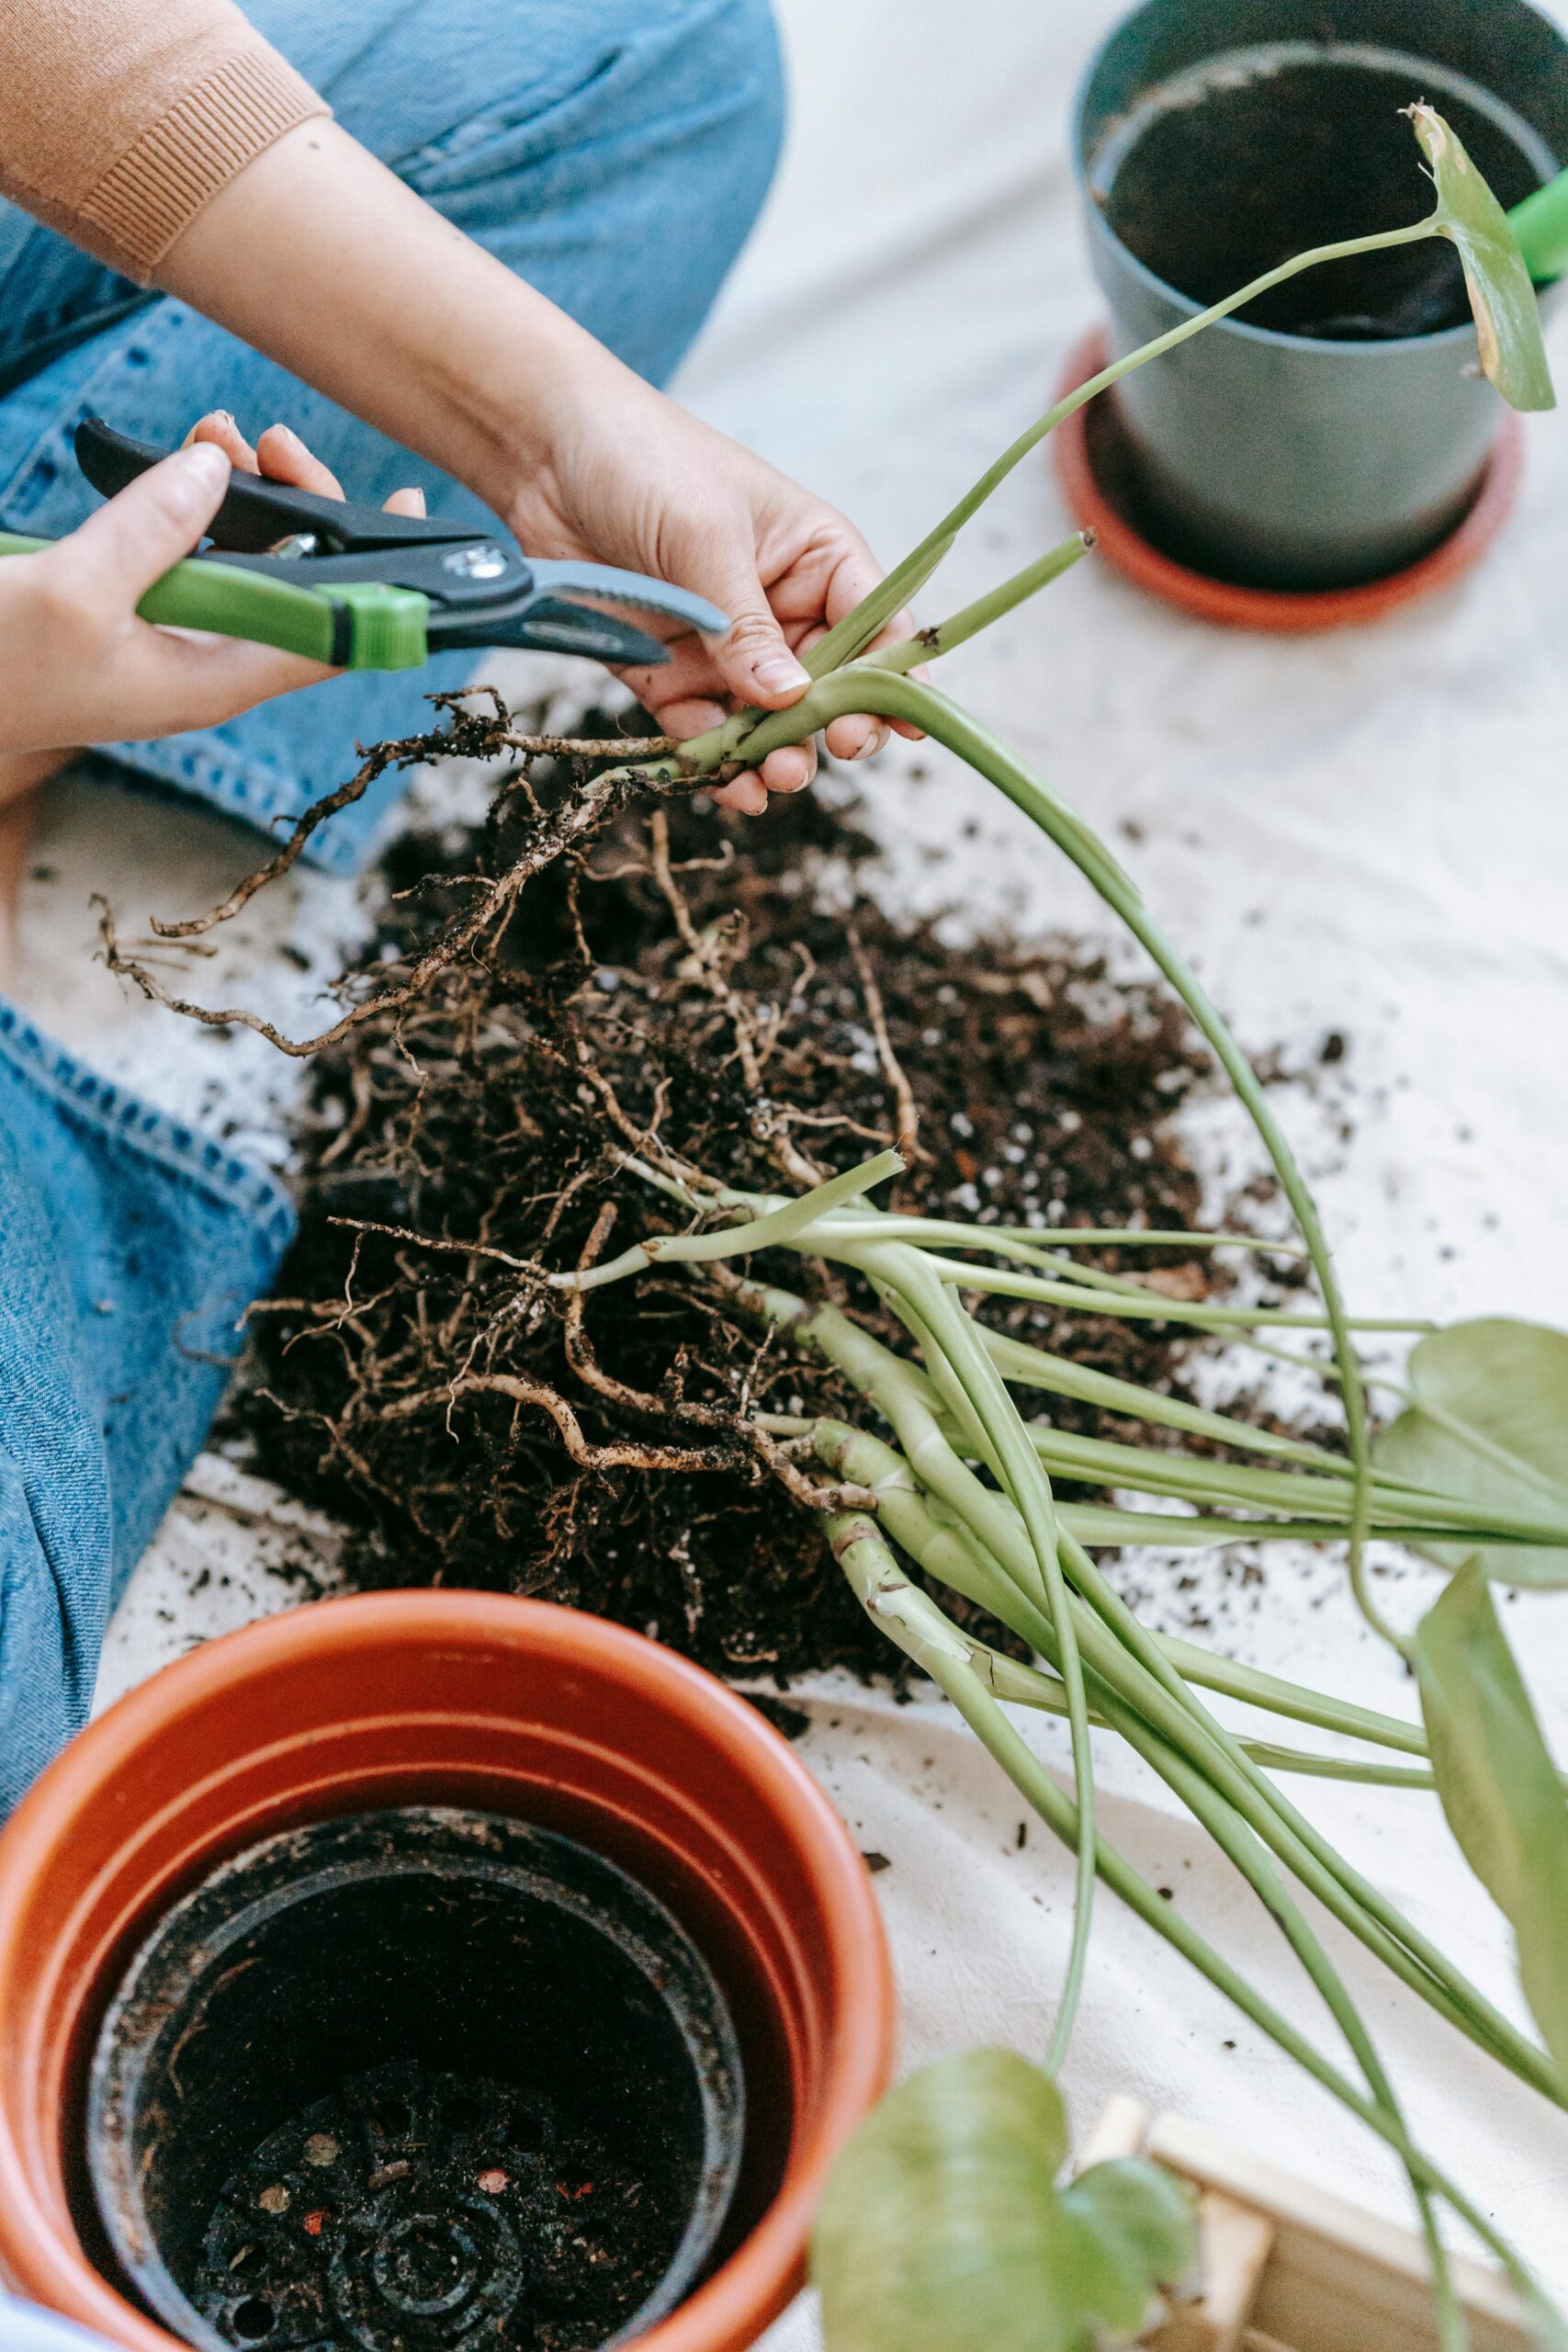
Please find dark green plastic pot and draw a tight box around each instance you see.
[1074,0,1568,589]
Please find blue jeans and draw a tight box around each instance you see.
[0,0,784,1815]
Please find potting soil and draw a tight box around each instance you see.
[227,728,1302,1683]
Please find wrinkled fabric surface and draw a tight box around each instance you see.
[15,0,1568,2337]
[0,2300,118,2352]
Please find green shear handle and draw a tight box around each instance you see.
[0,531,429,670]
[0,416,728,676]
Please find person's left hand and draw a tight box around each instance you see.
[506,358,924,814]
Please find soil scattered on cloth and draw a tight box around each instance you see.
[226,728,1303,1683]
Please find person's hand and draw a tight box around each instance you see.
[0,413,431,763]
[0,442,337,758]
[157,119,923,817]
[508,359,923,815]
[183,409,429,521]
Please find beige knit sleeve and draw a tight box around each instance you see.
[0,0,330,284]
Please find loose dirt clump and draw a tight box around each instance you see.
[228,735,1271,1683]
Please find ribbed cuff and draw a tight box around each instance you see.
[81,46,331,283]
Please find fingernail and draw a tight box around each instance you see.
[274,424,303,447]
[180,443,230,489]
[754,652,810,695]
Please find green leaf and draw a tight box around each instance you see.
[811,2048,1197,2352]
[1416,1561,1568,2093]
[1408,103,1556,412]
[1059,2159,1199,2338]
[1373,1319,1568,1584]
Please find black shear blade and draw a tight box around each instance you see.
[74,416,468,555]
[512,596,669,665]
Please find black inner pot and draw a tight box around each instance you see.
[1096,40,1551,337]
[86,1809,746,2352]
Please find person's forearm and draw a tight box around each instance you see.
[157,108,908,801]
[156,119,621,529]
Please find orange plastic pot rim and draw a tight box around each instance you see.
[0,1591,896,2352]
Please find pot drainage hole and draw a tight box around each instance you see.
[196,2061,662,2351]
[86,1811,747,2352]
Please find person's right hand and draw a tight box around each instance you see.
[0,441,337,757]
[183,408,428,521]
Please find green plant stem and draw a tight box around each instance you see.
[1053,1504,1559,1552]
[859,533,1092,673]
[826,1514,1556,2342]
[733,1204,1308,1261]
[852,1238,1098,2079]
[1156,1638,1429,1755]
[554,1147,903,1293]
[977,1328,1355,1472]
[974,1222,1309,1255]
[883,1605,1432,1784]
[737,1273,1442,1774]
[710,1194,1337,1326]
[910,1250,1426,1334]
[701,663,1399,1654]
[599,220,1440,795]
[734,1271,1430,1769]
[980,1656,1435,1786]
[1092,1656,1467,2345]
[1055,1515,1562,2095]
[1010,1421,1568,1545]
[807,220,1439,676]
[796,1335,1558,2099]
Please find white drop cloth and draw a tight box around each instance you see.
[16,1,1568,2333]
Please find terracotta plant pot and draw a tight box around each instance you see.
[0,1591,896,2352]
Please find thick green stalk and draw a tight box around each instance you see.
[737,1200,1334,1324]
[1010,1420,1568,1545]
[1158,1638,1429,1757]
[858,533,1092,673]
[1091,1659,1466,2344]
[721,664,1396,1649]
[795,1323,1559,2098]
[1055,1514,1564,2102]
[599,220,1441,794]
[1052,1505,1540,1551]
[852,1238,1098,2078]
[907,1250,1426,1335]
[811,1420,1429,1793]
[802,220,1438,677]
[826,1514,1558,2342]
[976,1649,1437,1788]
[978,1327,1356,1473]
[735,1271,1430,1761]
[554,1147,902,1293]
[969,1464,1551,2086]
[761,1206,1307,1262]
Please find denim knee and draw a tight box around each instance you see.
[387,0,787,382]
[677,0,788,252]
[643,0,786,348]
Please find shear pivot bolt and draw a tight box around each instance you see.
[442,545,508,582]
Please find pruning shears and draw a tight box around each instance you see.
[0,417,730,673]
